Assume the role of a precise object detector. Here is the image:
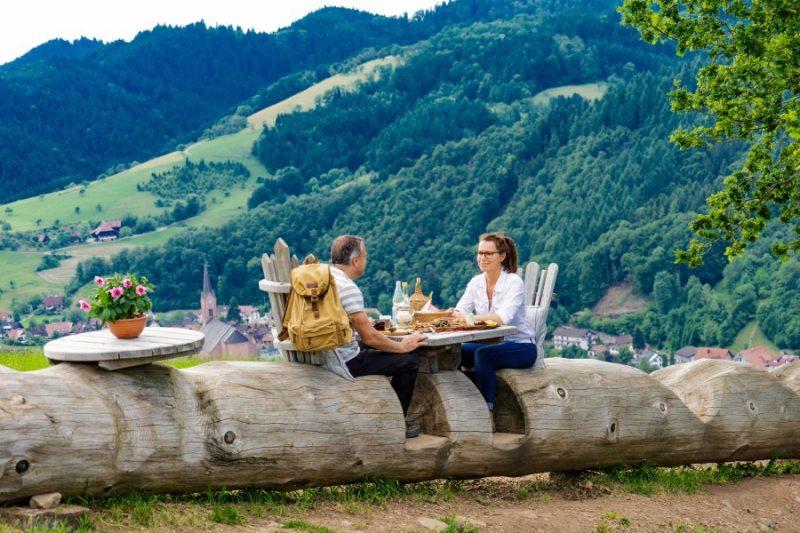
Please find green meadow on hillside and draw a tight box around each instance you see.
[530,82,608,106]
[0,251,62,310]
[2,56,399,232]
[730,320,781,355]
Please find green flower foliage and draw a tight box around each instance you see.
[619,0,800,265]
[80,273,154,323]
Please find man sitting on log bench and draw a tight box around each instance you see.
[329,235,428,438]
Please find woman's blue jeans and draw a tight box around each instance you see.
[460,341,537,405]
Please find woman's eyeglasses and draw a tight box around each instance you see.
[476,251,499,257]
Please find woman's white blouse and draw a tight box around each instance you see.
[455,270,536,344]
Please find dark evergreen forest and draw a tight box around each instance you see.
[27,0,800,351]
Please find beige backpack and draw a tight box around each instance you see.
[280,263,352,352]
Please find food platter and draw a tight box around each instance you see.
[408,318,498,333]
[380,318,500,337]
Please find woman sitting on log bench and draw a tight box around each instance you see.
[452,232,537,421]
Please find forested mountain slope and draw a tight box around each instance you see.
[0,0,611,202]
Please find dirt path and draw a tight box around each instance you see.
[236,475,799,532]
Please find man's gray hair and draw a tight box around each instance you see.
[331,235,364,266]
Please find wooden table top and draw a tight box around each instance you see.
[393,325,518,346]
[44,327,204,370]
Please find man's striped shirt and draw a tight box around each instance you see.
[330,266,363,363]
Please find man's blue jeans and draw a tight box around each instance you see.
[461,341,537,406]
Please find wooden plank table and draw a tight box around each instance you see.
[391,325,518,373]
[44,327,205,371]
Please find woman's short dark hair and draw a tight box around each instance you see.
[479,232,518,273]
[331,235,364,266]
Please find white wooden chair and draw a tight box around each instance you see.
[521,262,558,368]
[258,238,325,365]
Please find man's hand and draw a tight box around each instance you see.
[398,333,427,352]
[351,311,428,353]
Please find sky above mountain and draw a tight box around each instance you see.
[0,0,443,66]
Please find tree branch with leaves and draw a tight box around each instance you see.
[619,0,800,265]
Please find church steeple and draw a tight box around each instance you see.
[200,262,217,326]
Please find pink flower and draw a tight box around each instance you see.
[79,299,91,312]
[122,278,133,289]
[94,276,105,287]
[135,285,147,296]
[109,287,124,300]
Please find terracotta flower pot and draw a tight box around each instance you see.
[107,315,147,339]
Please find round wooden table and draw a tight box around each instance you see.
[44,327,205,371]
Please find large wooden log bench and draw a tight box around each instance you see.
[1,357,799,503]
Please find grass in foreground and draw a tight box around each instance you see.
[0,350,266,372]
[584,459,800,496]
[0,462,792,532]
[0,348,49,371]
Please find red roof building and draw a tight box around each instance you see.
[735,346,772,368]
[45,321,73,338]
[693,347,735,361]
[7,329,26,342]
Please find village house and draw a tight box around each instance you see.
[693,347,735,362]
[634,347,664,368]
[27,324,47,337]
[200,319,257,358]
[7,329,27,343]
[72,319,102,334]
[736,346,799,369]
[587,343,608,360]
[735,346,772,368]
[597,332,634,355]
[36,233,50,245]
[237,305,264,325]
[674,346,697,364]
[43,295,65,312]
[552,326,597,350]
[45,321,73,338]
[773,354,799,367]
[90,219,122,241]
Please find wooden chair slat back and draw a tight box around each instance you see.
[260,240,325,365]
[522,262,559,368]
[523,262,540,307]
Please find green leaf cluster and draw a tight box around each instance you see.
[619,0,800,264]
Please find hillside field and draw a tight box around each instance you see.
[0,56,399,310]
